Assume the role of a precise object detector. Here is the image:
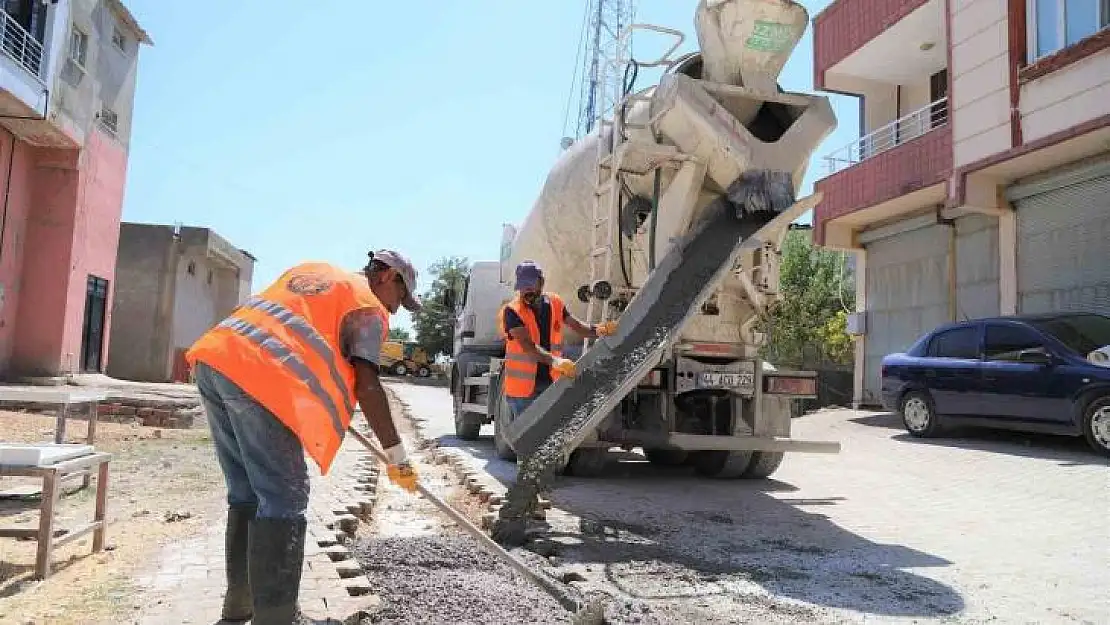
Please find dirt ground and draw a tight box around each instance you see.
[0,410,224,625]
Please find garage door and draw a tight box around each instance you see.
[1009,159,1110,316]
[863,224,951,403]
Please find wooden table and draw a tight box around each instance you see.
[0,388,110,489]
[0,451,112,580]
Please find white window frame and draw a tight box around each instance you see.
[1026,0,1110,62]
[68,27,88,68]
[111,27,127,52]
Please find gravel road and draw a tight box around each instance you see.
[350,400,573,625]
[386,379,1110,625]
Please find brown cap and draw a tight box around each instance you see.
[371,249,421,312]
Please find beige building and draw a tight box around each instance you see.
[107,224,255,383]
[810,0,1109,405]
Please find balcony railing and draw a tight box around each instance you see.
[823,97,949,175]
[0,9,43,80]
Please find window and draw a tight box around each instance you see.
[98,107,118,135]
[68,27,88,67]
[1030,314,1110,355]
[111,27,127,52]
[984,324,1046,361]
[927,326,980,359]
[1028,0,1110,60]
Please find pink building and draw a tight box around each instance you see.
[0,0,149,378]
[811,0,1109,405]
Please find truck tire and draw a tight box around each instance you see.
[416,366,431,378]
[494,395,517,462]
[644,448,688,466]
[692,450,753,479]
[740,451,785,479]
[392,362,408,376]
[452,392,482,441]
[564,448,607,477]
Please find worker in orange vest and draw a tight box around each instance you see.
[499,260,617,420]
[185,249,421,625]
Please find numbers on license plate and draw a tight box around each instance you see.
[699,372,754,388]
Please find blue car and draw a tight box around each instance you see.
[881,313,1110,455]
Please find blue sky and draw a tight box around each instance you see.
[122,0,858,330]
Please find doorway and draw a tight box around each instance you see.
[80,275,109,373]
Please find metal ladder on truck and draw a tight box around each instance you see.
[584,24,687,351]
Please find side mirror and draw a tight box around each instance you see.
[1018,348,1053,365]
[443,289,457,310]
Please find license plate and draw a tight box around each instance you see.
[698,372,754,390]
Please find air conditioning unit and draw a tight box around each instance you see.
[846,311,867,336]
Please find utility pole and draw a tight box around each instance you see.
[575,0,635,139]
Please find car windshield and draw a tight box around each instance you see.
[1028,314,1110,356]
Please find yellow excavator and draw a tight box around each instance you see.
[380,341,434,378]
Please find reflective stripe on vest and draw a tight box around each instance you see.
[238,297,355,417]
[217,315,347,439]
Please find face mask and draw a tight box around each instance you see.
[522,292,540,307]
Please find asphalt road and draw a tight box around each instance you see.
[385,379,1110,625]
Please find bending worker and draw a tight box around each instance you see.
[499,260,617,419]
[185,250,421,625]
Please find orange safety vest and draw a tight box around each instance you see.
[498,293,565,398]
[185,262,386,474]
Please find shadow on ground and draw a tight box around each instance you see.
[430,429,962,620]
[850,412,1108,468]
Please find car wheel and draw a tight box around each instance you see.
[1081,394,1110,456]
[900,390,941,437]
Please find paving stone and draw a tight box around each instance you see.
[136,437,378,624]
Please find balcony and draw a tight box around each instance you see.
[824,97,949,175]
[814,97,953,248]
[0,9,42,79]
[815,0,945,95]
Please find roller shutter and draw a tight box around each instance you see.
[863,224,951,403]
[1009,160,1110,316]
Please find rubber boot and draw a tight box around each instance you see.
[248,516,307,625]
[221,505,256,621]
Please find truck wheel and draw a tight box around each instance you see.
[644,448,688,466]
[494,396,517,462]
[741,451,785,479]
[452,393,482,441]
[564,448,607,477]
[692,450,753,479]
[392,362,408,376]
[417,366,431,378]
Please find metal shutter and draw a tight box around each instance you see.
[863,224,951,403]
[955,214,1000,320]
[1011,162,1110,316]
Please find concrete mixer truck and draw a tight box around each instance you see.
[447,0,842,487]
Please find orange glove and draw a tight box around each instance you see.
[387,462,419,493]
[552,357,577,378]
[596,320,618,337]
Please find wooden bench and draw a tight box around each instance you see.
[0,450,112,579]
[0,387,110,489]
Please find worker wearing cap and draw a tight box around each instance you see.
[186,250,422,624]
[499,261,617,419]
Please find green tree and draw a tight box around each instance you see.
[412,256,469,358]
[755,229,855,368]
[388,327,412,342]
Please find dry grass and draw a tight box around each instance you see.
[0,411,224,625]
